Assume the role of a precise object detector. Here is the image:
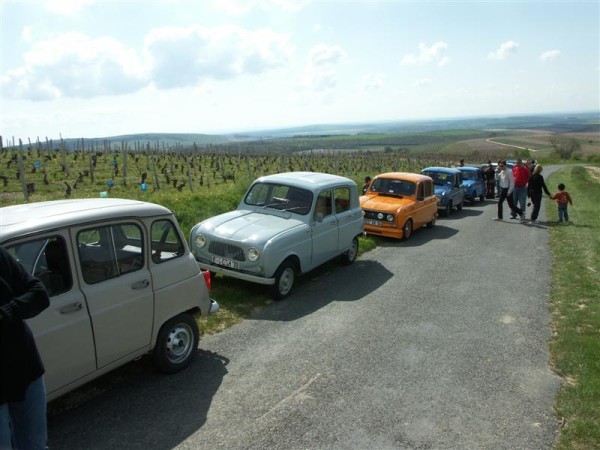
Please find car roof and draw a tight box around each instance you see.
[458,166,481,172]
[0,198,172,243]
[254,171,356,190]
[421,167,461,174]
[373,172,432,183]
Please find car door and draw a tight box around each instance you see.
[311,188,339,267]
[74,221,154,369]
[7,233,96,397]
[334,185,359,248]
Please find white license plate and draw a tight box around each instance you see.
[365,219,382,226]
[212,256,239,269]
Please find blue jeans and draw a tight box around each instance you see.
[512,186,528,217]
[0,376,47,450]
[558,204,569,222]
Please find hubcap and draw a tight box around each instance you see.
[166,324,193,364]
[279,268,294,295]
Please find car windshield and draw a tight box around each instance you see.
[244,182,314,215]
[370,178,415,196]
[423,171,452,186]
[460,171,477,180]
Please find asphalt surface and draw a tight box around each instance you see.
[47,167,563,449]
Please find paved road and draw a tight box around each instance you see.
[47,170,563,449]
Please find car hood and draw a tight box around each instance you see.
[433,184,451,196]
[461,180,477,189]
[195,209,305,243]
[360,194,415,211]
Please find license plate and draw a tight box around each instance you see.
[212,256,239,269]
[365,219,382,226]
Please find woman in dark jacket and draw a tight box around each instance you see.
[527,164,552,224]
[0,245,50,450]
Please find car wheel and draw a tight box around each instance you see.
[153,313,199,374]
[402,219,413,241]
[457,199,463,211]
[426,214,436,228]
[340,236,359,265]
[444,201,452,217]
[271,259,296,300]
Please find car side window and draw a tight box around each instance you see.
[78,223,144,284]
[334,187,350,214]
[424,180,433,197]
[314,189,332,219]
[417,182,425,200]
[151,219,185,264]
[6,236,72,297]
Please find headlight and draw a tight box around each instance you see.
[195,234,206,248]
[377,212,384,220]
[248,248,260,262]
[386,214,394,222]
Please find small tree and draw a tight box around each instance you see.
[549,135,581,160]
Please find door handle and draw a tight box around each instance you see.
[131,279,150,290]
[60,302,83,314]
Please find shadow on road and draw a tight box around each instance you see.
[47,349,229,450]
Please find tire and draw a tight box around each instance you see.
[444,201,452,217]
[153,313,199,374]
[402,219,413,241]
[426,213,436,228]
[271,259,296,300]
[457,199,463,211]
[340,236,359,265]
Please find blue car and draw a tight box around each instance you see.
[458,166,486,202]
[421,167,465,217]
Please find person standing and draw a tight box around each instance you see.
[512,158,530,220]
[484,163,496,199]
[0,246,50,450]
[551,183,574,224]
[527,164,552,224]
[494,161,523,221]
[362,176,372,195]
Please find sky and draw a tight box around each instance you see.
[1,0,599,141]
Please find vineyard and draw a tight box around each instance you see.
[0,136,461,234]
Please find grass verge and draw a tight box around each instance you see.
[546,165,600,449]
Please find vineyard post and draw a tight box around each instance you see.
[18,139,29,201]
[186,154,194,192]
[121,141,128,186]
[59,135,70,177]
[150,142,160,190]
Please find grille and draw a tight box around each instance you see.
[363,210,393,221]
[208,242,245,262]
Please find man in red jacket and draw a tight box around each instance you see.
[512,158,530,220]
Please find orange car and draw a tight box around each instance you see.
[360,172,438,240]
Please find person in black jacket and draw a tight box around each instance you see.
[527,164,552,224]
[0,245,50,450]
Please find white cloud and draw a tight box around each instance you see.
[21,26,33,42]
[413,78,432,89]
[1,33,146,100]
[488,40,519,60]
[361,72,385,91]
[145,25,293,88]
[540,49,561,62]
[307,44,346,66]
[295,44,346,92]
[2,25,293,100]
[402,42,450,66]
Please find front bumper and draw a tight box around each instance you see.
[198,261,276,286]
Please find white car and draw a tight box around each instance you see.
[0,198,219,401]
[190,172,364,299]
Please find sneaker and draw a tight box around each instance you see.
[493,217,502,221]
[510,215,517,220]
[529,220,538,224]
[519,214,525,221]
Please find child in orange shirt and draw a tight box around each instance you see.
[550,183,573,223]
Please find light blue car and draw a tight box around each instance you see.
[420,167,465,217]
[458,166,486,202]
[190,172,364,300]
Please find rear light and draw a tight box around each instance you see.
[202,270,211,291]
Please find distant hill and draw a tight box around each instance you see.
[41,111,600,151]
